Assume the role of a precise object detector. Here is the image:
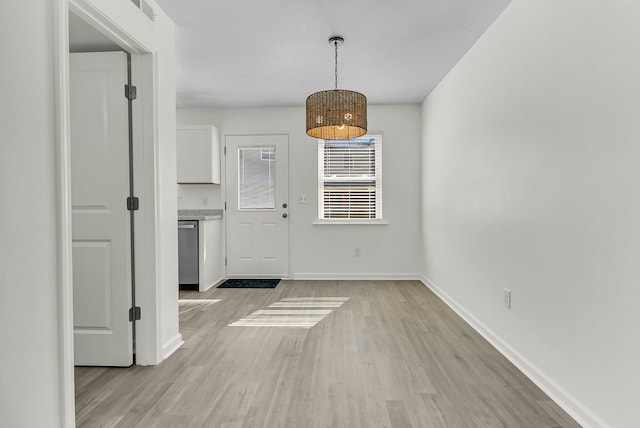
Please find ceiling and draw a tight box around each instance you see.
[155,0,512,108]
[80,0,512,108]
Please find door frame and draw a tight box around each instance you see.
[53,1,161,425]
[223,133,293,279]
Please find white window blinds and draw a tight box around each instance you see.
[318,135,382,220]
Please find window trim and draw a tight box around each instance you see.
[317,134,383,223]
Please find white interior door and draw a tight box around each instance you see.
[70,52,133,366]
[226,135,290,278]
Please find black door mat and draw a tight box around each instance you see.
[218,279,281,289]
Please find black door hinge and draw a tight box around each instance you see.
[129,306,141,321]
[224,201,227,210]
[224,146,227,155]
[125,84,137,100]
[127,196,139,211]
[225,257,227,266]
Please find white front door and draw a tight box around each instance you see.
[226,135,290,278]
[70,52,133,366]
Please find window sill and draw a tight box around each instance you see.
[313,219,389,225]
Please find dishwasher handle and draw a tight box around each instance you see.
[178,224,196,229]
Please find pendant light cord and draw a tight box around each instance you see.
[334,39,339,90]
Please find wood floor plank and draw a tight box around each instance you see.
[386,400,413,428]
[75,280,581,427]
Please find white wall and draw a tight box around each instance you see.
[177,184,221,209]
[178,105,423,278]
[0,0,178,425]
[153,5,182,360]
[421,1,640,427]
[0,1,63,426]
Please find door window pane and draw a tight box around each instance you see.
[238,147,276,209]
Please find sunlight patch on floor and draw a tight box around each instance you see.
[229,297,350,328]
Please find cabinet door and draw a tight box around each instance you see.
[177,125,220,183]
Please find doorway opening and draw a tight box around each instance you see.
[62,3,165,424]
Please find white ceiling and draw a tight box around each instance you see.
[136,0,513,108]
[155,0,512,108]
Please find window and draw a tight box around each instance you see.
[238,147,276,209]
[318,135,382,221]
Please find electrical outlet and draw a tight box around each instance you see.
[503,289,512,309]
[354,247,361,257]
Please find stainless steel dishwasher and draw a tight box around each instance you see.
[178,220,199,286]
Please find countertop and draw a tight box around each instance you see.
[178,209,223,221]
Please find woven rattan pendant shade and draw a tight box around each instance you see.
[306,36,367,140]
[306,89,367,139]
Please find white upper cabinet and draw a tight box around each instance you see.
[177,125,220,184]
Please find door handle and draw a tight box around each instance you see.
[178,224,196,229]
[282,203,288,208]
[282,213,288,218]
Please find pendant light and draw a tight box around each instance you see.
[306,36,367,140]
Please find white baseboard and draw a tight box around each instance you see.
[161,333,184,361]
[418,275,609,428]
[291,273,421,280]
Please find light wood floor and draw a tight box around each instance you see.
[75,280,581,427]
